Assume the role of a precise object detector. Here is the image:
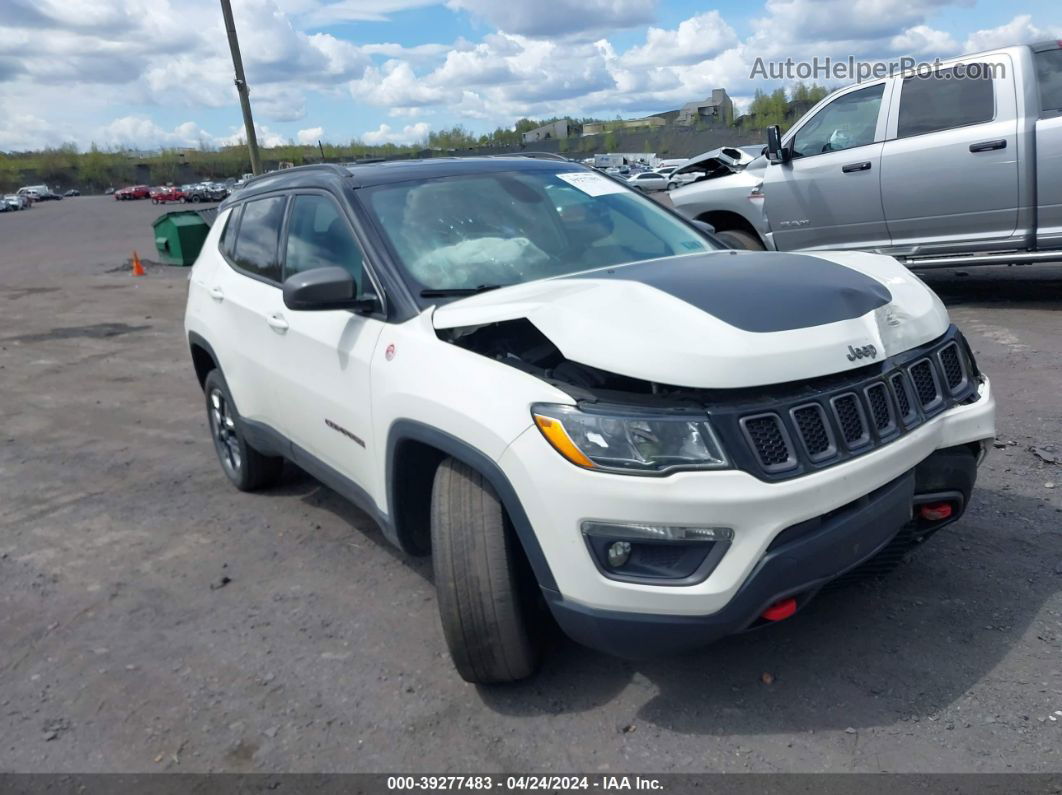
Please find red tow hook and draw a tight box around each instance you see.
[919,501,954,521]
[761,597,798,622]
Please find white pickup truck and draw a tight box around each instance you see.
[671,41,1062,268]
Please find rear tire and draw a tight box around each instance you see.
[203,370,283,492]
[715,229,765,250]
[431,458,542,683]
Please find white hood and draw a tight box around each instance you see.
[432,250,949,389]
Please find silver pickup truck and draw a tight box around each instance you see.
[670,42,1062,268]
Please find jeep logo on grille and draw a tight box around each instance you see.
[847,344,878,362]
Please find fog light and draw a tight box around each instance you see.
[606,541,632,568]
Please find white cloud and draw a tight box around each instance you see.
[890,25,957,56]
[297,126,324,144]
[217,124,289,148]
[622,12,738,67]
[95,116,213,148]
[445,0,656,38]
[3,0,1056,153]
[0,114,71,151]
[964,15,1062,53]
[360,122,430,145]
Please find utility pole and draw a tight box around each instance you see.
[219,0,262,175]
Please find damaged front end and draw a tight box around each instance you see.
[439,316,982,484]
[671,146,759,185]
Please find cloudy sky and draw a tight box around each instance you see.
[0,0,1058,151]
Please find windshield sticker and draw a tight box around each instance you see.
[555,172,627,197]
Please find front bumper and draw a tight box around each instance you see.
[498,376,995,635]
[546,449,977,658]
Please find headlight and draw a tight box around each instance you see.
[531,403,728,474]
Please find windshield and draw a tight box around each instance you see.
[362,168,718,294]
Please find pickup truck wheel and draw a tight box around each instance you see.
[715,229,765,250]
[203,370,283,492]
[431,457,542,683]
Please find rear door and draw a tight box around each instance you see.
[764,81,890,250]
[1033,44,1062,248]
[880,55,1018,248]
[208,195,290,430]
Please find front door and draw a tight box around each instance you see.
[272,192,384,495]
[764,82,890,251]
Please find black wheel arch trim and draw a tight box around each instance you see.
[187,331,222,390]
[385,420,559,592]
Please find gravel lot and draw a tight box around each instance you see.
[1,196,1060,773]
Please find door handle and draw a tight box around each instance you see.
[969,139,1006,152]
[266,313,289,333]
[208,286,224,302]
[842,161,872,173]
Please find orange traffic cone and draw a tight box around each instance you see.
[132,251,146,276]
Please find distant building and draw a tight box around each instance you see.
[582,116,666,136]
[676,89,734,126]
[522,120,572,144]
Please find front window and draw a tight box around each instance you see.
[791,84,884,158]
[362,168,717,296]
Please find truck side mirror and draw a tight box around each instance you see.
[766,125,790,164]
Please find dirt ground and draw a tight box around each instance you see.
[1,197,1060,773]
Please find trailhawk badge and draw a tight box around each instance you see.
[847,344,878,362]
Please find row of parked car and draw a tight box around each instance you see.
[1,184,80,212]
[111,182,233,203]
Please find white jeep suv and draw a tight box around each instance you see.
[184,159,996,683]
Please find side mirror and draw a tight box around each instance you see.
[766,125,790,164]
[691,220,716,235]
[283,266,378,313]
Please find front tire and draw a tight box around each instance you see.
[203,370,283,492]
[431,458,542,683]
[715,229,766,250]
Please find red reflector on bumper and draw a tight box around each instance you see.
[761,597,797,622]
[919,502,954,521]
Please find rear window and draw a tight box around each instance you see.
[231,196,286,282]
[1036,49,1062,116]
[897,66,995,138]
[219,205,241,260]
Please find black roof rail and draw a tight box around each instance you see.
[241,162,351,187]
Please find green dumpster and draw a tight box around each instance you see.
[153,211,211,266]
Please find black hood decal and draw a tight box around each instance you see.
[571,252,892,333]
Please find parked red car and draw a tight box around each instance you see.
[114,185,150,200]
[150,186,185,204]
